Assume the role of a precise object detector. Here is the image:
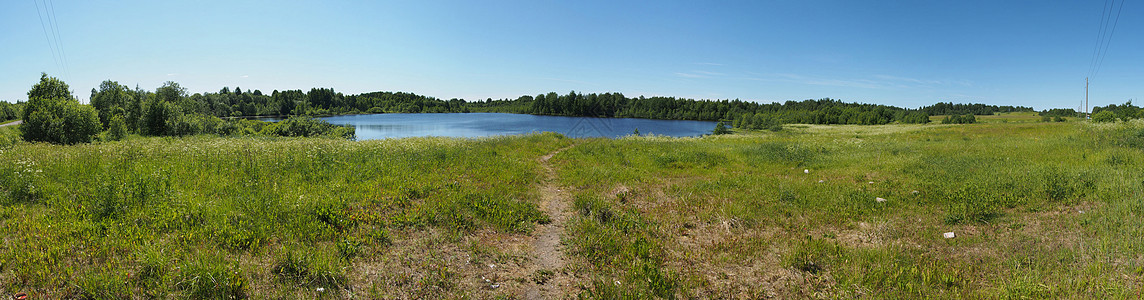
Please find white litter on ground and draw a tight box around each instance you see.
[875,197,887,202]
[804,169,810,174]
[943,232,956,239]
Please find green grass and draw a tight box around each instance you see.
[0,132,573,298]
[1,117,1143,298]
[552,121,1144,298]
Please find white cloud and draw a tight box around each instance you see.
[674,72,707,79]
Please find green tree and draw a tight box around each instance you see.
[1092,111,1116,123]
[26,72,72,103]
[143,95,178,135]
[90,80,133,129]
[107,114,128,140]
[713,121,730,135]
[21,74,101,144]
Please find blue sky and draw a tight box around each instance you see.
[1,1,1140,110]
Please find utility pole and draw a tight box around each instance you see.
[1085,77,1089,119]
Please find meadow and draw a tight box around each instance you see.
[1,115,1142,298]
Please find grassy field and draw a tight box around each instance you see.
[1,118,1143,298]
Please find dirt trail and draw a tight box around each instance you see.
[525,145,576,299]
[0,120,21,127]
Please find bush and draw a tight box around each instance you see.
[20,73,102,144]
[941,114,977,124]
[712,121,730,135]
[143,97,179,135]
[260,116,355,139]
[1092,111,1116,123]
[0,101,22,122]
[107,115,128,141]
[901,111,932,124]
[22,97,101,145]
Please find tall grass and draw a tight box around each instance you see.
[0,132,572,297]
[2,118,1143,297]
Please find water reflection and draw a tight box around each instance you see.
[269,113,718,140]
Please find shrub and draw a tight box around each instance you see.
[260,116,355,139]
[941,114,977,124]
[143,97,179,135]
[0,126,20,147]
[0,101,22,122]
[21,97,101,145]
[107,114,128,140]
[712,121,731,135]
[1092,111,1116,123]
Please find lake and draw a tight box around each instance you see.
[275,113,718,140]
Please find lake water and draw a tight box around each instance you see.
[280,113,718,140]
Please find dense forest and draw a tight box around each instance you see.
[513,92,934,126]
[917,102,1034,116]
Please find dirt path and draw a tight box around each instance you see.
[525,145,576,299]
[0,120,21,127]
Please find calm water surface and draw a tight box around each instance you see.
[293,113,717,140]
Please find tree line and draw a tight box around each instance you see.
[917,102,1034,116]
[13,72,1067,144]
[0,101,22,122]
[498,92,936,126]
[80,81,1048,129]
[19,74,353,145]
[1092,101,1142,122]
[87,85,1033,129]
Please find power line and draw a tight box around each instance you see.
[45,0,71,81]
[32,0,63,79]
[1092,0,1126,81]
[1087,0,1113,78]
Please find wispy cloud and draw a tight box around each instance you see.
[871,74,974,87]
[692,70,725,76]
[539,77,596,85]
[674,72,708,79]
[240,75,250,78]
[675,70,726,79]
[166,73,179,76]
[745,73,970,90]
[752,73,883,89]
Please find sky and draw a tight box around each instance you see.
[1,1,1141,110]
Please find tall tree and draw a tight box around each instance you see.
[90,80,133,129]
